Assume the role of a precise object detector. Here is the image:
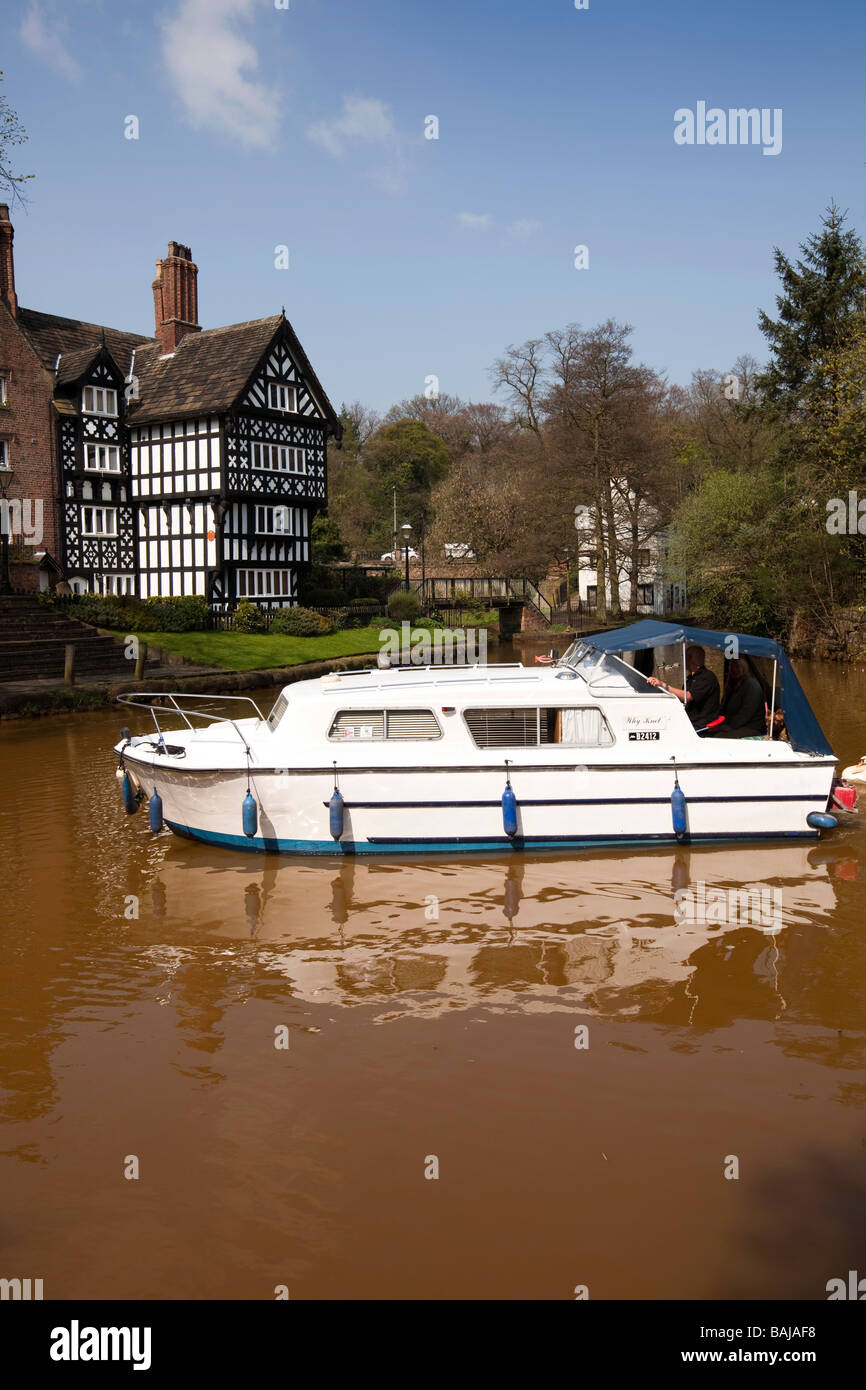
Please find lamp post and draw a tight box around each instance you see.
[0,462,15,596]
[401,521,412,591]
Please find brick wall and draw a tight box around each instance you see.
[0,300,61,562]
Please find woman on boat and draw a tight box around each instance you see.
[715,657,766,738]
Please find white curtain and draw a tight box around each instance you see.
[558,707,613,747]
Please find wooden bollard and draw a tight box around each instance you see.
[64,643,75,685]
[134,641,148,681]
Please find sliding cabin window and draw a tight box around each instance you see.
[329,709,442,741]
[464,707,614,749]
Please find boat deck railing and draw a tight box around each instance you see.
[116,692,265,753]
[331,662,525,678]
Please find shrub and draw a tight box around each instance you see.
[449,588,476,610]
[269,605,334,636]
[462,608,499,629]
[143,596,211,631]
[48,592,212,633]
[349,596,380,607]
[232,600,267,633]
[387,589,421,621]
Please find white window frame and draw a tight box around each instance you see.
[236,568,293,599]
[268,383,297,413]
[0,441,8,469]
[255,504,294,535]
[81,506,118,538]
[328,709,442,742]
[82,385,119,417]
[84,443,122,473]
[0,375,7,406]
[96,573,134,596]
[250,442,306,475]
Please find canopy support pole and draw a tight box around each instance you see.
[768,659,777,740]
[682,642,687,698]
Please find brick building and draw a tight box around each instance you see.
[0,205,341,603]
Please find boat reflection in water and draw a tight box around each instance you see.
[139,840,853,1025]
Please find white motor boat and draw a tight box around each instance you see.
[840,756,866,786]
[112,621,851,856]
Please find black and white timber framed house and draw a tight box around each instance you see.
[0,218,342,606]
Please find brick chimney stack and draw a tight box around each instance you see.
[0,204,18,318]
[152,241,200,354]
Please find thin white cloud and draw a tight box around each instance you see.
[506,219,542,242]
[307,96,397,158]
[161,0,280,148]
[458,212,491,231]
[19,2,82,82]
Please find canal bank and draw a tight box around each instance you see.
[0,650,383,719]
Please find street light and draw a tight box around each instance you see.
[0,462,15,596]
[401,521,412,591]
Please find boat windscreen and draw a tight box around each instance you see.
[558,643,655,692]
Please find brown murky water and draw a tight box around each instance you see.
[1,644,865,1300]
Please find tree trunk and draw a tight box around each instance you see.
[603,479,621,617]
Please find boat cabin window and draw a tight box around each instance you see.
[464,707,614,749]
[267,693,290,731]
[329,709,442,741]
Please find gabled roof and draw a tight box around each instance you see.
[126,312,341,433]
[17,307,151,377]
[54,345,127,388]
[126,314,281,423]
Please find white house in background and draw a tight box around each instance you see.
[572,498,686,615]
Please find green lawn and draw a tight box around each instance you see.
[119,626,384,673]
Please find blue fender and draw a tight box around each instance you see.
[329,788,345,840]
[121,771,140,815]
[242,791,258,838]
[502,783,518,838]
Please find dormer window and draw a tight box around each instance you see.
[268,383,296,413]
[82,385,118,417]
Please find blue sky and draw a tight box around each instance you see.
[5,0,865,411]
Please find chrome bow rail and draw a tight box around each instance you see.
[116,692,265,755]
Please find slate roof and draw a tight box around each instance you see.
[126,313,340,432]
[54,346,111,387]
[127,314,281,423]
[17,308,151,377]
[17,307,340,435]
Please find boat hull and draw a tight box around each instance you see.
[123,757,837,856]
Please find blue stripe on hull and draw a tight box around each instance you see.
[165,820,818,856]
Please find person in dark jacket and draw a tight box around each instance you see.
[715,658,766,737]
[647,645,720,728]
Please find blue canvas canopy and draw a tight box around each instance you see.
[578,620,834,758]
